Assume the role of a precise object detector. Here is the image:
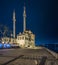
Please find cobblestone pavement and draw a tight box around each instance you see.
[0,48,58,65]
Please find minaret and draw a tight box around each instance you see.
[13,10,16,38]
[23,5,26,32]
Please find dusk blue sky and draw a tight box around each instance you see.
[0,0,58,45]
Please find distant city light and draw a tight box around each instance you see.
[3,43,11,48]
[0,43,3,48]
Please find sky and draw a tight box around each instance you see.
[0,0,58,44]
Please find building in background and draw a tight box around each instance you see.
[17,30,35,48]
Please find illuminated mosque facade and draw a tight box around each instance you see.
[1,6,35,48]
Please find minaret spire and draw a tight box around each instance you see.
[13,10,16,38]
[23,4,26,32]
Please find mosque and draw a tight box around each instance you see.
[1,6,35,48]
